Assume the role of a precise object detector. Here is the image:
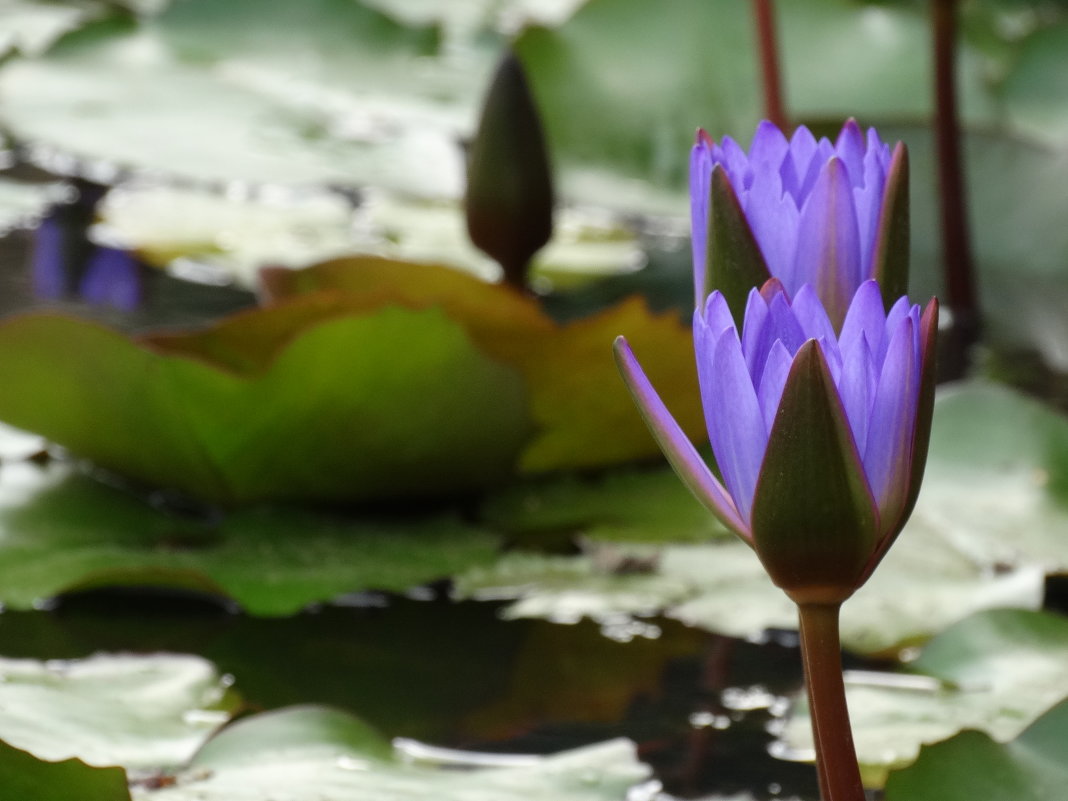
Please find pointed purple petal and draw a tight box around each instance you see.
[743,177,799,286]
[840,280,886,358]
[706,331,767,525]
[748,120,789,169]
[741,287,771,377]
[791,284,837,344]
[690,133,714,304]
[614,336,748,537]
[794,157,863,328]
[863,315,918,519]
[834,118,866,189]
[838,333,876,457]
[757,340,793,432]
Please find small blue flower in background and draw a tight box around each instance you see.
[691,120,908,329]
[615,279,937,603]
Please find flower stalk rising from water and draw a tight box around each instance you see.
[614,280,936,801]
[691,120,909,329]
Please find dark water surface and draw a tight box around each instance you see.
[0,589,822,800]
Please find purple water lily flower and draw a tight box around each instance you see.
[691,120,908,329]
[615,279,937,603]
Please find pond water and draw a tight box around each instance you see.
[0,586,824,800]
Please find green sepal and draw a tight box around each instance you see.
[465,50,554,289]
[871,142,910,308]
[707,164,771,323]
[749,341,879,604]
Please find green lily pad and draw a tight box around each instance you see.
[781,609,1068,787]
[1001,21,1068,144]
[0,0,104,57]
[0,740,129,801]
[0,304,530,505]
[132,705,651,801]
[258,257,705,474]
[883,697,1068,801]
[0,0,476,194]
[93,183,361,286]
[896,126,1068,368]
[0,652,237,769]
[0,461,501,614]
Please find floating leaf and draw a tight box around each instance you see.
[0,305,530,505]
[0,0,473,194]
[260,256,704,473]
[0,740,129,801]
[0,461,501,614]
[883,697,1068,801]
[133,705,651,801]
[0,652,236,769]
[781,609,1068,787]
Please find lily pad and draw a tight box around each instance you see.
[781,609,1068,786]
[0,461,501,614]
[0,177,71,235]
[0,652,237,769]
[0,0,104,57]
[883,697,1068,801]
[0,304,531,505]
[0,741,129,801]
[0,0,476,194]
[133,705,652,801]
[257,256,705,473]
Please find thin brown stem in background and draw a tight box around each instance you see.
[753,0,788,130]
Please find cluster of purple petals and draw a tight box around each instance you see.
[691,120,893,307]
[694,279,922,528]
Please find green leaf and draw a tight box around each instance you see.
[781,609,1068,787]
[0,306,531,505]
[132,706,651,801]
[883,697,1068,801]
[0,652,236,769]
[0,0,470,194]
[0,740,129,801]
[0,462,502,615]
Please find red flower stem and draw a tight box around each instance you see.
[752,0,788,130]
[797,602,865,801]
[932,0,979,354]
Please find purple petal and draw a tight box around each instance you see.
[706,331,768,525]
[743,177,799,286]
[838,333,876,456]
[791,284,837,344]
[794,157,863,326]
[863,316,918,517]
[690,133,714,304]
[748,120,789,170]
[701,290,735,338]
[741,287,771,378]
[855,139,890,276]
[765,289,807,356]
[834,119,866,189]
[881,295,913,363]
[782,126,817,200]
[614,336,749,536]
[840,280,886,358]
[757,340,793,432]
